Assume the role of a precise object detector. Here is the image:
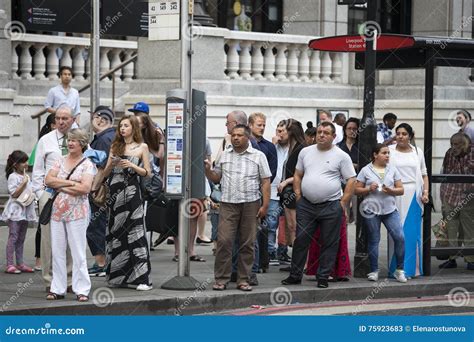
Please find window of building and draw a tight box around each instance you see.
[348,0,412,35]
[217,0,283,33]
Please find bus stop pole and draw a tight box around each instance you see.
[354,0,377,277]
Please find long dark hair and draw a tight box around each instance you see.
[39,113,56,139]
[110,115,143,156]
[5,150,28,179]
[342,117,360,142]
[285,119,306,153]
[135,112,161,152]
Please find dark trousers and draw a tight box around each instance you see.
[35,224,41,258]
[86,201,108,256]
[290,198,342,280]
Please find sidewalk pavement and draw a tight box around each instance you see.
[0,223,473,315]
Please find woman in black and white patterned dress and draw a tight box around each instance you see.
[101,115,152,291]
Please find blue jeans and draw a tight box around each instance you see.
[210,211,219,241]
[87,201,108,256]
[263,200,282,256]
[365,210,405,273]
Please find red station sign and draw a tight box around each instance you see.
[309,34,416,52]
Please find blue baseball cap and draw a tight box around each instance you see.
[128,102,150,114]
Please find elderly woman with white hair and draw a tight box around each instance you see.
[45,128,96,302]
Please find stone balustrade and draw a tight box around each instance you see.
[11,34,137,81]
[198,27,348,84]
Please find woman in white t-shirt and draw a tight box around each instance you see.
[388,123,429,278]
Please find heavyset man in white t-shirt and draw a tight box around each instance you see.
[282,121,356,289]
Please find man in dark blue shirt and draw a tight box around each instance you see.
[87,106,115,276]
[248,112,277,284]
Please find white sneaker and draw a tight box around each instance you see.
[136,284,153,291]
[394,269,407,283]
[367,271,379,281]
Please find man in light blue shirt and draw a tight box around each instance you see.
[44,66,81,124]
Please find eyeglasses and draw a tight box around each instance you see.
[225,120,237,126]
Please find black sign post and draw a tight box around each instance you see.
[353,0,377,278]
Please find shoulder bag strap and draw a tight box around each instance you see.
[65,157,87,180]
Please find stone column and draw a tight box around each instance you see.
[0,0,12,84]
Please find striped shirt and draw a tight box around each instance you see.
[214,144,271,203]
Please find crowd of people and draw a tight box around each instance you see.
[2,65,473,299]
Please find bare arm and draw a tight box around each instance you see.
[204,159,222,184]
[421,175,429,203]
[382,179,404,196]
[257,178,271,219]
[341,177,356,206]
[354,180,378,196]
[45,167,76,189]
[59,174,94,196]
[293,169,304,202]
[11,176,28,198]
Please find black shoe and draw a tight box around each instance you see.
[279,266,291,272]
[279,253,292,265]
[230,272,237,283]
[438,259,457,269]
[317,279,328,288]
[281,276,301,285]
[249,273,259,286]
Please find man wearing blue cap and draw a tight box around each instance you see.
[128,102,165,169]
[87,106,115,276]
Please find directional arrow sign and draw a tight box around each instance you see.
[309,34,415,52]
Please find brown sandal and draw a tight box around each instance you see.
[212,283,227,291]
[46,292,65,300]
[237,283,252,292]
[76,294,89,302]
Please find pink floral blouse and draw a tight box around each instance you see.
[51,157,97,222]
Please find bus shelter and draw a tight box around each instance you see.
[309,34,474,276]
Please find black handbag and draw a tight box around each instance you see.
[39,158,87,225]
[278,160,296,209]
[279,184,296,209]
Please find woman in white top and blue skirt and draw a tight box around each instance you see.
[388,123,429,278]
